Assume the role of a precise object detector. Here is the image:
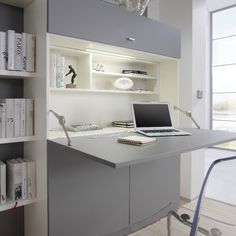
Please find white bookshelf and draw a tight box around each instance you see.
[0,136,35,144]
[50,87,159,95]
[0,70,35,79]
[0,198,37,213]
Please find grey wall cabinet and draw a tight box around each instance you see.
[129,156,180,232]
[48,0,181,58]
[48,142,130,236]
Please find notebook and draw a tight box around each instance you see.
[117,135,156,146]
[132,102,191,137]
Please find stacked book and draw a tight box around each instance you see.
[0,30,35,72]
[0,99,34,139]
[0,158,36,204]
[112,120,134,128]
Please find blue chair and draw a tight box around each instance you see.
[167,156,236,236]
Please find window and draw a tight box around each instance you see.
[212,6,236,149]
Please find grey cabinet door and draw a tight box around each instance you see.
[48,0,181,58]
[130,155,180,231]
[48,142,129,236]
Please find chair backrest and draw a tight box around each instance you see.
[189,155,236,236]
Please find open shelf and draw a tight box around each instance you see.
[0,70,36,79]
[0,198,37,213]
[50,88,159,95]
[92,71,158,80]
[0,136,35,144]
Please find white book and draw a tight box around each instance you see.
[21,33,27,71]
[26,34,36,72]
[6,159,22,201]
[7,30,15,71]
[14,99,20,137]
[0,31,7,70]
[0,103,6,138]
[0,99,14,138]
[17,159,27,200]
[0,161,6,204]
[56,55,65,88]
[50,54,57,88]
[25,99,34,136]
[19,99,25,137]
[15,33,22,71]
[25,159,36,199]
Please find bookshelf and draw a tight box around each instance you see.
[0,70,35,79]
[0,198,37,213]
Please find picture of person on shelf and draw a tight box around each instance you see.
[65,65,77,88]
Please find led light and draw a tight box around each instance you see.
[86,49,135,59]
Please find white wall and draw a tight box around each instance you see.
[207,0,236,11]
[148,0,210,200]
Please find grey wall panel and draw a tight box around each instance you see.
[130,155,180,225]
[0,3,23,32]
[48,142,129,236]
[48,0,181,58]
[0,4,24,236]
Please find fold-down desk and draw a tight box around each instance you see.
[47,129,236,236]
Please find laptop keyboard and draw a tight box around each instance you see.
[142,129,179,133]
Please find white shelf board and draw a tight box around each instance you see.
[0,136,35,144]
[0,70,35,79]
[50,45,90,57]
[50,88,159,95]
[0,198,37,213]
[92,71,158,80]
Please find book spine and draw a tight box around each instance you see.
[15,33,22,71]
[27,160,36,199]
[0,163,6,204]
[50,54,57,88]
[20,99,25,137]
[0,32,7,70]
[14,99,20,137]
[0,103,6,138]
[7,30,15,71]
[26,34,36,72]
[5,99,14,138]
[56,55,65,88]
[17,159,27,200]
[6,160,22,201]
[25,99,34,136]
[21,33,27,71]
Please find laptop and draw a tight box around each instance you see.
[132,102,191,137]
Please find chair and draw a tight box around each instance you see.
[167,155,236,236]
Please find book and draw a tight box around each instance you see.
[14,99,21,137]
[0,31,7,70]
[19,99,25,137]
[117,135,156,146]
[50,53,57,88]
[26,33,36,72]
[15,33,22,71]
[112,120,134,128]
[25,99,34,136]
[17,159,28,200]
[6,159,22,201]
[56,54,65,88]
[0,99,14,138]
[0,161,6,204]
[25,159,36,199]
[21,33,27,71]
[0,103,6,138]
[7,30,15,71]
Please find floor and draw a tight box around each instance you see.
[128,148,236,236]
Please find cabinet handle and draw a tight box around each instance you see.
[126,37,135,42]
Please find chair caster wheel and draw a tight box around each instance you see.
[180,213,191,221]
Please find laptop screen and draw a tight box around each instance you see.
[133,103,172,128]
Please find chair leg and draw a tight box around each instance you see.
[167,213,172,236]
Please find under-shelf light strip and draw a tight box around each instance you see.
[86,49,135,59]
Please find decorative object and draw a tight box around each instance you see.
[114,77,133,90]
[65,65,77,88]
[55,55,65,88]
[116,0,150,15]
